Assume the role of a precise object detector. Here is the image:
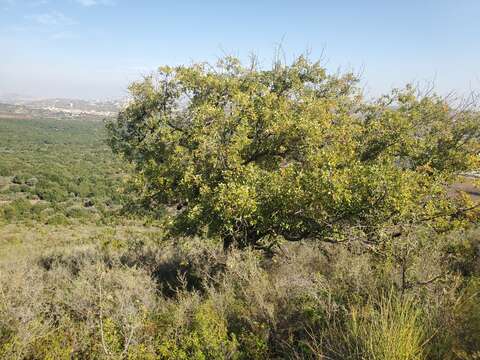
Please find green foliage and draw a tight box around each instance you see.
[107,55,480,248]
[157,301,239,359]
[0,118,123,224]
[45,213,70,225]
[0,198,32,221]
[451,279,480,358]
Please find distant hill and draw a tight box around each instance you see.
[0,96,124,120]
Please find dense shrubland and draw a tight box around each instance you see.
[1,55,479,359]
[0,118,123,224]
[0,228,479,358]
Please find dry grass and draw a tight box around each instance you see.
[0,224,478,359]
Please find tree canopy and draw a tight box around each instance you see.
[106,56,480,249]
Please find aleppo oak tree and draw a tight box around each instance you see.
[107,56,480,249]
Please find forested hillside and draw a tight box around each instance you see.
[0,118,122,224]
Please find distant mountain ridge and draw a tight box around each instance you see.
[0,94,125,120]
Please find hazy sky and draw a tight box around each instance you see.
[1,0,479,100]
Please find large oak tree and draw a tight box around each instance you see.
[107,56,480,249]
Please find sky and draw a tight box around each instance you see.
[1,0,479,100]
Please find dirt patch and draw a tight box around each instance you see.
[451,176,480,202]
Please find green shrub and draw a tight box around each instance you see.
[157,301,239,359]
[45,213,70,225]
[25,178,38,187]
[444,227,480,277]
[65,205,91,219]
[428,278,480,359]
[11,175,24,185]
[0,198,31,221]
